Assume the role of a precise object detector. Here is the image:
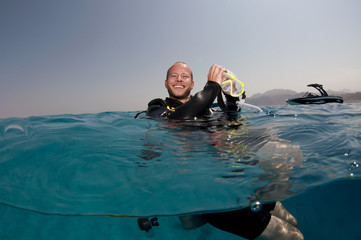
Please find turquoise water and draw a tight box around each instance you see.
[1,103,360,239]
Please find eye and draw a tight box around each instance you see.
[169,73,177,78]
[181,74,190,79]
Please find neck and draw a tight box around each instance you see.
[169,95,191,104]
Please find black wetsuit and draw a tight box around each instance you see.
[147,81,220,120]
[147,81,242,119]
[203,203,275,240]
[146,81,274,239]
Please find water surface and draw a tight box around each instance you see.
[0,104,360,218]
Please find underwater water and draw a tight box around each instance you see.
[0,103,360,239]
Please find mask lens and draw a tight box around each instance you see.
[222,71,245,97]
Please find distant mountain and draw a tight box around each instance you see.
[247,89,361,106]
[247,89,301,106]
[341,92,361,103]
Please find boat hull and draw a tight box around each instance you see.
[286,96,344,105]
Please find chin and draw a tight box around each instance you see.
[168,88,191,100]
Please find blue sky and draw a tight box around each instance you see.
[1,0,361,118]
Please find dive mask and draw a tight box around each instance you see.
[222,70,245,97]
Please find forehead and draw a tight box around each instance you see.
[169,63,191,73]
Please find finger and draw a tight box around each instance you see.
[208,64,218,80]
[214,65,226,80]
[208,64,226,84]
[209,64,218,76]
[211,64,222,78]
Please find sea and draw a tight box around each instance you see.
[0,103,360,240]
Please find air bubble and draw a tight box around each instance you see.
[348,161,360,178]
[349,161,359,170]
[250,201,262,212]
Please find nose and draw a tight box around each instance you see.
[176,75,183,81]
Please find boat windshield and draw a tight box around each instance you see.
[302,92,319,98]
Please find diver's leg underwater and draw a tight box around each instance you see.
[179,201,303,240]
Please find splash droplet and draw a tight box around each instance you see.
[4,125,25,136]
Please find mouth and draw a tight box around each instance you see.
[173,85,185,89]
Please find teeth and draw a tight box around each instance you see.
[174,85,184,89]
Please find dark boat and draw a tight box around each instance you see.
[286,83,343,105]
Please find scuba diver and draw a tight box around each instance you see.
[145,62,304,240]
